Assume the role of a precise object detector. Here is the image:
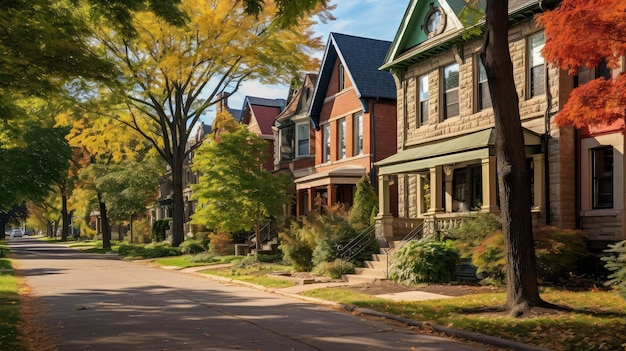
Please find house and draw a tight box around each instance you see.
[375,0,624,254]
[294,32,398,216]
[272,73,318,216]
[239,96,286,171]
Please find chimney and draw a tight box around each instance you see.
[217,92,231,113]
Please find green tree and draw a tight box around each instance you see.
[78,0,325,246]
[349,175,378,227]
[191,124,292,251]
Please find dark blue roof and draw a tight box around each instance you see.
[309,32,396,129]
[244,96,287,109]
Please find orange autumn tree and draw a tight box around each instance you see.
[537,0,626,128]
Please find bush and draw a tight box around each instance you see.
[279,221,314,271]
[152,218,171,242]
[180,239,205,254]
[116,242,182,258]
[471,227,589,284]
[187,253,218,263]
[603,240,626,300]
[131,219,152,244]
[349,175,379,227]
[208,232,232,255]
[390,240,460,284]
[447,212,502,258]
[312,259,354,279]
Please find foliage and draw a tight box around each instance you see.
[348,175,379,228]
[79,0,324,246]
[537,0,626,129]
[446,212,502,258]
[0,269,23,351]
[151,218,171,242]
[603,240,626,300]
[179,240,205,254]
[312,259,354,279]
[208,232,233,255]
[390,240,460,284]
[116,242,182,258]
[130,219,152,244]
[278,221,314,271]
[0,122,71,211]
[191,124,292,237]
[473,228,590,284]
[203,263,295,289]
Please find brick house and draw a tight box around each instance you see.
[272,73,318,217]
[239,96,286,171]
[375,0,625,252]
[294,32,398,216]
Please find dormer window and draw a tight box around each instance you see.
[423,3,446,37]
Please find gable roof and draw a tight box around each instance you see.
[309,32,396,129]
[381,0,557,72]
[240,96,286,136]
[274,73,318,128]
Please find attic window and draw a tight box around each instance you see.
[423,3,446,37]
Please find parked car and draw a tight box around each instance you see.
[10,229,22,237]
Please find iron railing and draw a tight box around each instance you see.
[246,219,274,250]
[383,222,425,278]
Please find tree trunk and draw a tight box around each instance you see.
[61,192,70,241]
[170,155,185,247]
[481,0,543,315]
[255,211,261,256]
[98,193,112,250]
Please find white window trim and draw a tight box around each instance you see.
[295,122,310,158]
[353,112,363,156]
[580,134,624,214]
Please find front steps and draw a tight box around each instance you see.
[342,237,405,283]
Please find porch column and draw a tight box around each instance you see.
[416,173,425,216]
[307,187,315,213]
[327,184,337,206]
[481,156,498,212]
[376,174,394,239]
[533,153,546,214]
[427,166,444,214]
[443,165,454,213]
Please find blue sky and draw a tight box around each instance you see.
[210,0,409,123]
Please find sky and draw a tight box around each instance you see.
[205,0,410,124]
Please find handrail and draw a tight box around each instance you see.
[383,222,424,278]
[336,225,376,263]
[247,219,273,249]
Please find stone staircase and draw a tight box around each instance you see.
[342,237,406,283]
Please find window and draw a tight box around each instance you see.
[338,117,346,159]
[296,122,309,157]
[529,32,545,97]
[279,125,294,161]
[353,112,363,155]
[477,57,492,110]
[323,124,331,162]
[338,63,345,91]
[453,166,482,212]
[418,74,429,126]
[443,63,459,119]
[592,146,613,209]
[577,60,611,87]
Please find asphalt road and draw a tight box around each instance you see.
[8,238,488,351]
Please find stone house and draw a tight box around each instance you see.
[294,32,398,217]
[374,0,625,253]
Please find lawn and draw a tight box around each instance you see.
[152,254,240,268]
[301,286,625,351]
[0,253,26,351]
[200,262,296,289]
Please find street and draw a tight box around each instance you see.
[8,238,487,351]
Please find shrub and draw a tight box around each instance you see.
[312,259,354,279]
[349,175,379,227]
[116,242,181,258]
[187,253,218,263]
[208,232,232,255]
[180,239,205,254]
[471,227,589,284]
[279,221,314,271]
[152,218,171,242]
[131,219,152,244]
[603,240,626,300]
[447,212,502,258]
[390,240,460,284]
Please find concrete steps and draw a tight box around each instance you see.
[341,237,407,283]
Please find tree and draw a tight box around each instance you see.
[191,123,292,251]
[349,175,378,227]
[537,0,626,128]
[81,0,325,246]
[480,0,546,315]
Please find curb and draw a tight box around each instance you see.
[182,268,548,351]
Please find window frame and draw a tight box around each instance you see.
[295,122,310,158]
[476,56,492,111]
[592,146,614,209]
[338,63,345,92]
[338,117,346,159]
[442,63,460,120]
[418,74,429,126]
[353,112,363,156]
[323,124,331,163]
[528,31,546,98]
